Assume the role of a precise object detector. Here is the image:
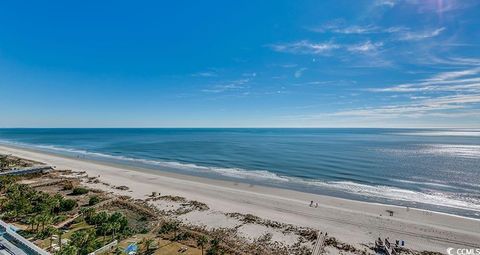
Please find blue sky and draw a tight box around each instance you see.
[1,0,480,128]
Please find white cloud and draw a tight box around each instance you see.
[311,22,409,35]
[332,94,480,118]
[397,27,445,41]
[426,67,480,81]
[371,68,480,93]
[294,68,307,78]
[202,79,249,93]
[375,0,397,7]
[192,71,217,77]
[311,22,444,43]
[312,24,381,34]
[280,64,298,68]
[355,67,480,120]
[420,56,480,67]
[271,40,385,57]
[408,0,478,13]
[270,41,340,55]
[347,41,383,53]
[333,25,379,34]
[242,72,257,77]
[323,25,379,34]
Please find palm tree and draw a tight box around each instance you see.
[51,194,62,213]
[57,244,78,255]
[40,212,52,231]
[111,221,121,240]
[0,176,16,192]
[100,223,111,241]
[80,207,95,220]
[171,221,180,240]
[141,238,155,253]
[0,155,7,170]
[71,229,90,248]
[197,235,208,255]
[27,215,36,231]
[34,214,42,232]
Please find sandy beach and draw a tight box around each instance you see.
[1,144,479,253]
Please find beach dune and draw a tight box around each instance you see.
[1,145,479,253]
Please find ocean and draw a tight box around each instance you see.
[0,128,479,218]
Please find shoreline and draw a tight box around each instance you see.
[2,140,478,219]
[1,144,479,252]
[1,143,478,222]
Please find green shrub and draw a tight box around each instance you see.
[139,227,149,234]
[87,211,108,226]
[53,215,68,224]
[71,187,89,195]
[174,231,191,241]
[35,226,56,239]
[88,196,100,206]
[158,221,180,235]
[60,199,78,211]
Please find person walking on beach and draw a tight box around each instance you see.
[310,201,314,207]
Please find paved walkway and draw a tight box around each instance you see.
[0,166,52,176]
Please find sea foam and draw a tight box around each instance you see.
[1,139,479,213]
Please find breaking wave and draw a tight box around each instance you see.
[1,139,480,212]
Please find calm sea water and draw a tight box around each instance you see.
[0,128,479,218]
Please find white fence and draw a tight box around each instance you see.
[88,240,118,255]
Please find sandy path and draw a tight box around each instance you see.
[1,145,479,253]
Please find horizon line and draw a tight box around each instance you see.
[1,127,479,129]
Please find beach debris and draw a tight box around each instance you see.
[181,200,209,211]
[156,195,187,202]
[115,185,129,191]
[226,212,318,242]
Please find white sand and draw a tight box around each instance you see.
[1,145,479,253]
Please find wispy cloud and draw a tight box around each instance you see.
[192,71,218,77]
[372,0,478,14]
[269,41,340,55]
[294,68,307,78]
[336,66,480,120]
[372,78,480,93]
[332,94,480,118]
[312,24,380,34]
[347,41,383,53]
[311,23,405,35]
[370,68,480,92]
[293,80,357,87]
[242,72,257,77]
[311,21,444,42]
[280,64,298,68]
[397,27,445,41]
[426,67,480,81]
[202,79,249,93]
[375,0,397,7]
[409,0,479,14]
[419,56,480,67]
[271,40,383,56]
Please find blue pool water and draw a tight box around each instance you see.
[0,128,479,218]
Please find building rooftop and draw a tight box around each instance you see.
[0,220,50,255]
